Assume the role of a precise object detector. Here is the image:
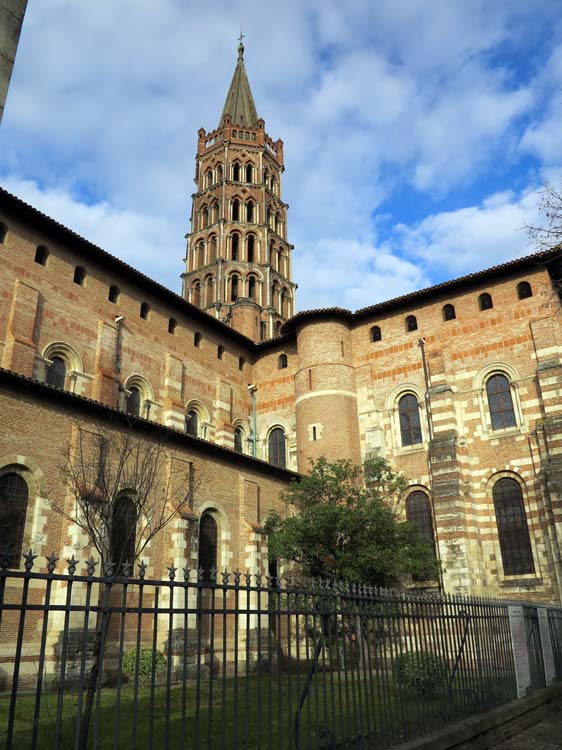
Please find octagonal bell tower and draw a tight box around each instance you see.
[182,38,296,342]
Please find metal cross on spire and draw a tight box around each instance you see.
[238,29,245,59]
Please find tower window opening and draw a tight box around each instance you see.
[246,202,254,222]
[234,427,244,453]
[232,199,240,221]
[35,245,49,266]
[443,304,456,321]
[238,356,245,371]
[186,409,198,437]
[406,491,436,581]
[194,331,202,347]
[0,222,7,244]
[248,276,256,299]
[233,163,241,181]
[268,428,286,468]
[168,317,177,334]
[312,426,317,441]
[73,266,86,286]
[247,235,255,262]
[260,321,267,341]
[109,284,120,303]
[217,345,224,360]
[398,393,422,447]
[192,282,201,307]
[479,292,493,311]
[405,315,418,332]
[245,164,253,183]
[140,302,150,320]
[486,373,516,430]
[231,275,239,301]
[46,355,67,390]
[205,169,213,188]
[126,385,141,417]
[278,354,288,369]
[517,281,532,300]
[231,233,239,261]
[370,325,382,342]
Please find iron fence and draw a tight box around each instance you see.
[0,553,561,749]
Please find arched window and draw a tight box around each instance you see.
[73,266,86,286]
[217,345,224,360]
[217,165,223,181]
[208,235,218,262]
[111,495,136,574]
[233,163,241,181]
[231,275,239,302]
[278,354,288,369]
[108,284,120,303]
[398,394,422,447]
[245,164,253,183]
[260,321,267,341]
[486,374,516,430]
[199,513,218,580]
[46,356,67,389]
[202,206,209,228]
[443,304,456,321]
[205,169,213,188]
[186,409,198,437]
[275,321,282,336]
[248,276,256,299]
[405,315,418,332]
[231,233,239,260]
[246,202,254,222]
[192,282,201,307]
[197,241,205,267]
[234,428,244,453]
[35,245,49,266]
[140,302,150,320]
[238,356,245,371]
[247,235,255,262]
[194,332,202,347]
[406,491,436,581]
[479,292,493,311]
[370,325,382,342]
[493,478,535,575]
[268,428,286,468]
[232,199,240,221]
[126,386,141,417]
[517,281,532,300]
[168,317,177,334]
[0,473,29,568]
[0,222,7,244]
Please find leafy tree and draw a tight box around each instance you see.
[265,456,440,587]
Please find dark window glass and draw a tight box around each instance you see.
[232,234,239,260]
[233,163,240,181]
[46,356,66,389]
[517,281,532,300]
[234,428,243,453]
[370,325,382,342]
[111,495,136,574]
[194,332,201,347]
[260,322,267,341]
[126,386,141,417]
[0,473,28,568]
[74,266,86,286]
[278,354,288,369]
[398,394,422,447]
[247,235,255,262]
[35,245,49,266]
[193,284,201,307]
[231,275,238,302]
[406,315,418,332]
[443,304,456,321]
[479,293,493,310]
[238,357,245,371]
[168,317,177,334]
[268,428,286,468]
[217,345,224,360]
[406,491,436,581]
[140,302,150,319]
[493,478,535,576]
[486,374,516,430]
[246,202,254,222]
[186,409,198,437]
[108,284,120,303]
[232,199,240,221]
[248,276,256,299]
[246,164,253,182]
[199,513,218,580]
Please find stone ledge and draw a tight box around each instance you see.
[391,684,562,750]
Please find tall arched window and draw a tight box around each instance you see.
[186,409,198,437]
[217,164,223,181]
[405,315,418,332]
[247,235,255,262]
[192,282,201,307]
[35,245,49,266]
[111,495,136,574]
[126,386,141,417]
[231,233,239,260]
[517,281,532,300]
[493,478,535,575]
[0,473,29,568]
[479,292,493,311]
[398,394,422,447]
[194,332,202,347]
[245,164,253,183]
[199,513,218,580]
[217,345,224,360]
[443,304,456,321]
[233,163,241,181]
[486,374,516,430]
[234,428,243,454]
[46,356,67,389]
[168,317,177,334]
[231,275,239,302]
[268,428,286,468]
[246,202,254,222]
[140,302,150,320]
[248,276,256,299]
[278,354,288,369]
[406,491,436,581]
[232,199,240,221]
[109,284,120,303]
[370,325,382,342]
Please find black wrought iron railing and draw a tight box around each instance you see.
[1,553,561,749]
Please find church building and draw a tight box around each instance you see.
[1,42,562,603]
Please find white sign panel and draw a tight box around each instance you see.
[538,607,556,686]
[508,605,531,698]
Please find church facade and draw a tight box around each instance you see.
[1,43,562,603]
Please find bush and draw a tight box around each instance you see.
[122,648,166,683]
[394,651,448,699]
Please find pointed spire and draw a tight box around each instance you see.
[220,33,259,128]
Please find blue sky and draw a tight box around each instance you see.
[1,0,561,311]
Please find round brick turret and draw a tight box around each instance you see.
[290,310,361,472]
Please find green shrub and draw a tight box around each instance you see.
[122,648,166,683]
[394,651,448,699]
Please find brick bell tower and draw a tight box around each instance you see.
[181,37,296,342]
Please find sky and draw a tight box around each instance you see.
[1,0,562,312]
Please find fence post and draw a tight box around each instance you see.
[537,606,557,686]
[508,605,532,697]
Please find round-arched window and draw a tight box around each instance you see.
[398,394,422,447]
[493,478,534,576]
[486,374,516,430]
[268,428,286,468]
[199,513,218,580]
[126,386,141,417]
[46,356,67,389]
[0,473,29,568]
[186,409,199,437]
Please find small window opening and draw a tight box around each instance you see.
[0,222,7,244]
[194,332,202,347]
[406,315,418,332]
[217,345,224,360]
[108,284,120,303]
[312,425,317,441]
[370,325,382,342]
[278,354,288,369]
[517,281,532,300]
[140,302,150,319]
[73,266,86,286]
[479,293,493,311]
[260,321,267,341]
[443,304,456,321]
[234,428,243,453]
[168,317,177,334]
[238,357,245,371]
[35,245,49,266]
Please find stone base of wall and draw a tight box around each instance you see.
[392,684,562,750]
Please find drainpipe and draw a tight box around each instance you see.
[248,384,257,457]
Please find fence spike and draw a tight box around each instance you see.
[222,569,230,585]
[197,567,205,583]
[104,560,115,578]
[46,552,59,573]
[233,569,241,585]
[244,571,252,586]
[183,566,191,582]
[138,560,147,579]
[85,556,97,576]
[66,555,78,575]
[168,564,177,581]
[23,549,37,571]
[121,560,132,577]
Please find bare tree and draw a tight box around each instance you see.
[50,420,195,746]
[526,182,562,250]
